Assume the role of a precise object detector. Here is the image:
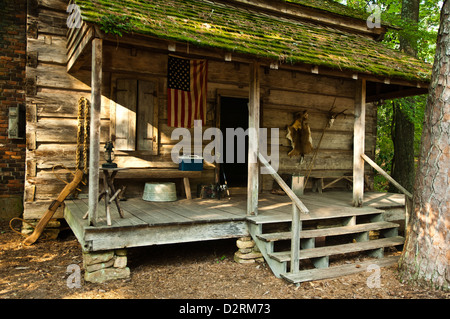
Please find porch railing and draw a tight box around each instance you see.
[361,154,413,230]
[257,152,309,274]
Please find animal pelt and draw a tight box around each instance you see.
[286,111,313,161]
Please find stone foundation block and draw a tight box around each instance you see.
[83,249,130,283]
[85,259,115,273]
[114,256,127,269]
[234,237,265,264]
[83,250,114,267]
[84,267,130,284]
[236,238,256,249]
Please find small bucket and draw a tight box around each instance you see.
[142,182,177,202]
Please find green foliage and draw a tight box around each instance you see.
[98,14,134,37]
[215,255,227,263]
[339,0,441,62]
[337,0,440,191]
[381,0,442,63]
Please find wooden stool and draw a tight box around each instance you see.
[100,167,126,225]
[83,167,126,225]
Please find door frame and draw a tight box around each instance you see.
[215,89,262,191]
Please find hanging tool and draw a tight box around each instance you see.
[23,169,84,246]
[15,98,90,246]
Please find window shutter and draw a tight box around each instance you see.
[115,79,137,151]
[137,80,158,153]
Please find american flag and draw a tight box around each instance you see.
[167,55,208,128]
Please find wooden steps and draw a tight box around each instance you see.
[257,221,400,242]
[269,236,404,262]
[247,205,383,225]
[281,256,400,284]
[247,205,405,285]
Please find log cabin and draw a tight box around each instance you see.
[22,0,431,283]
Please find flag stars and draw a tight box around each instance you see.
[168,56,191,91]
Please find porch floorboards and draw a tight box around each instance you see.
[64,191,405,252]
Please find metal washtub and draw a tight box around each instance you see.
[142,182,177,202]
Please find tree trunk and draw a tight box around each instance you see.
[400,0,420,57]
[389,0,419,194]
[389,101,415,193]
[399,0,450,290]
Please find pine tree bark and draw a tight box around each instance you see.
[399,0,450,290]
[389,0,419,194]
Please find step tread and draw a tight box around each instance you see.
[281,256,400,284]
[257,221,400,242]
[247,206,383,225]
[269,236,404,262]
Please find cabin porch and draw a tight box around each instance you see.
[64,190,406,283]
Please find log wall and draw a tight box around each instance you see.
[24,0,376,219]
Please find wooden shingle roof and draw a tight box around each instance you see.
[284,0,370,20]
[73,0,432,83]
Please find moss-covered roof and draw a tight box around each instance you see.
[284,0,370,20]
[74,0,431,83]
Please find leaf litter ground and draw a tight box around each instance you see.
[0,221,448,299]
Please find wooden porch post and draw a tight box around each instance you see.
[88,38,103,225]
[247,61,260,216]
[353,79,366,207]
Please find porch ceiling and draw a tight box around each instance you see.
[72,0,431,85]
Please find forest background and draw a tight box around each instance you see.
[338,0,443,192]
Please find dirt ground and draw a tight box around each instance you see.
[0,221,448,301]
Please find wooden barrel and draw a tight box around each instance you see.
[142,182,177,202]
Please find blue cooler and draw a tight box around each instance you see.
[179,155,203,171]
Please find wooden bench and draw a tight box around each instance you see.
[309,174,373,193]
[112,168,202,199]
[310,175,353,193]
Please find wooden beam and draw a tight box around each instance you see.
[96,31,428,90]
[67,25,94,73]
[88,38,103,226]
[290,203,301,274]
[247,61,260,216]
[366,87,428,103]
[353,79,366,207]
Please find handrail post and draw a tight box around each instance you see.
[257,152,309,214]
[291,202,301,274]
[360,154,413,199]
[257,152,307,275]
[360,153,414,236]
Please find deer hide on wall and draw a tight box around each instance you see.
[286,111,313,160]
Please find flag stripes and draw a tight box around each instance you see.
[167,55,207,128]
